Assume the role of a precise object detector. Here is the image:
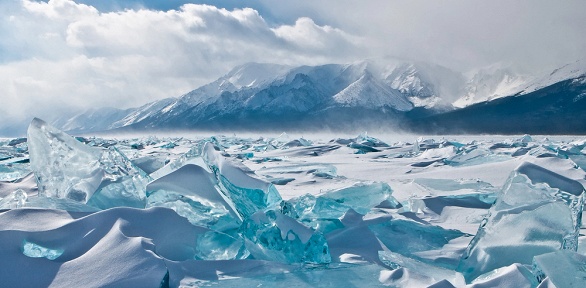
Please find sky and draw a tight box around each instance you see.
[0,0,585,133]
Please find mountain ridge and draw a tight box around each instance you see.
[47,59,586,135]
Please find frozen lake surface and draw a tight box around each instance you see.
[0,120,585,287]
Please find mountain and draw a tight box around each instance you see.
[46,59,586,135]
[62,60,462,133]
[405,64,586,134]
[453,65,531,108]
[454,60,586,108]
[51,98,176,134]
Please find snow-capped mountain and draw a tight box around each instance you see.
[408,60,586,134]
[332,71,412,110]
[454,65,531,108]
[47,59,586,134]
[95,60,453,131]
[381,61,466,109]
[454,60,586,108]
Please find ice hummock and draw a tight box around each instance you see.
[458,161,585,282]
[5,129,586,286]
[145,164,241,231]
[283,181,400,233]
[240,210,331,264]
[202,142,282,218]
[27,118,150,208]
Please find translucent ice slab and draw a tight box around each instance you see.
[146,164,241,231]
[240,210,331,264]
[195,230,250,260]
[532,250,586,288]
[370,218,467,267]
[27,118,150,209]
[202,142,282,219]
[320,182,400,214]
[22,240,64,260]
[458,162,585,282]
[285,182,400,232]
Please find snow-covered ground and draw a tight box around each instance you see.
[1,122,585,287]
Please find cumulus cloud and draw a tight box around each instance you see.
[0,0,585,135]
[0,0,360,131]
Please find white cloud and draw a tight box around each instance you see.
[260,0,586,73]
[0,0,359,129]
[0,0,585,134]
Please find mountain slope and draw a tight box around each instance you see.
[405,75,586,134]
[45,59,586,135]
[115,61,431,131]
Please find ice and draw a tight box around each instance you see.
[27,118,150,209]
[445,147,509,167]
[149,142,207,179]
[417,146,456,160]
[283,181,400,232]
[286,193,349,226]
[370,217,467,267]
[28,118,103,201]
[326,209,390,264]
[0,163,31,182]
[0,142,31,182]
[458,162,585,282]
[86,147,151,209]
[240,210,331,264]
[0,188,27,209]
[195,231,249,260]
[341,133,390,154]
[131,155,167,174]
[257,163,339,180]
[6,132,586,286]
[22,240,64,260]
[468,263,538,288]
[532,250,586,288]
[413,178,496,195]
[145,164,241,231]
[400,194,494,235]
[202,142,282,218]
[320,181,400,214]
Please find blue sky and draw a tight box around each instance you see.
[0,0,585,131]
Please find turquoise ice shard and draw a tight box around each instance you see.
[369,216,467,267]
[458,162,585,282]
[240,210,331,264]
[22,240,64,260]
[194,230,249,260]
[146,164,241,231]
[532,250,586,288]
[284,182,399,233]
[202,142,282,218]
[321,182,399,214]
[27,118,150,208]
